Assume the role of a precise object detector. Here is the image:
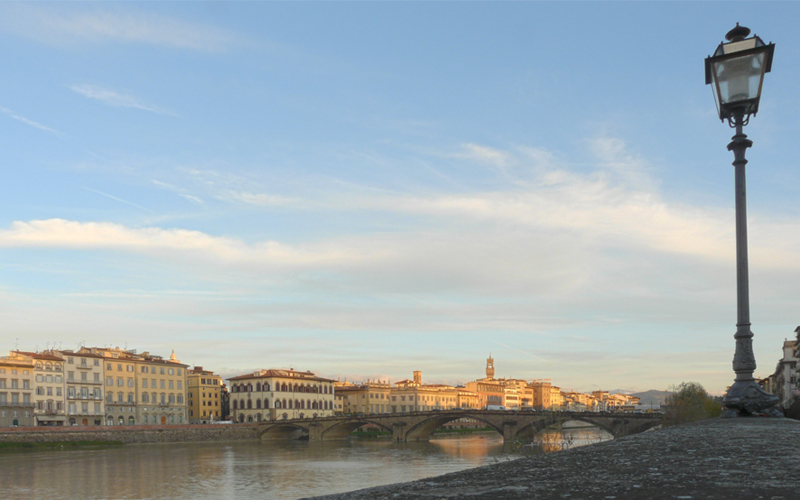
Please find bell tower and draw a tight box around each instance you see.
[486,355,495,380]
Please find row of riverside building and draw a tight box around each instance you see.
[0,347,222,427]
[1,347,641,427]
[758,326,800,417]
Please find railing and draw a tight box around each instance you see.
[0,402,38,408]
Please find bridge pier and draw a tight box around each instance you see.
[502,420,518,443]
[392,422,408,442]
[308,422,323,441]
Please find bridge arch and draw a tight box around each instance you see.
[402,413,503,441]
[320,419,393,440]
[259,422,309,440]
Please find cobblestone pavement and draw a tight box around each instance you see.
[303,418,800,500]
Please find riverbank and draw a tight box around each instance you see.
[0,423,260,444]
[304,417,800,500]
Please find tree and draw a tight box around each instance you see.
[662,382,722,426]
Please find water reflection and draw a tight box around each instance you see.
[3,428,608,500]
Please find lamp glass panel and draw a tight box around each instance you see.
[712,52,765,105]
[722,38,757,54]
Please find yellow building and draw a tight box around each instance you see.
[83,347,189,425]
[98,349,137,426]
[530,379,563,410]
[0,356,35,427]
[187,366,222,423]
[229,368,336,422]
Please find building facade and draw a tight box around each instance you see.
[187,366,222,423]
[390,372,460,413]
[334,380,392,414]
[83,347,188,425]
[228,369,336,422]
[0,356,35,427]
[59,350,105,426]
[10,351,66,426]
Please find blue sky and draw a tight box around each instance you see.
[1,2,799,394]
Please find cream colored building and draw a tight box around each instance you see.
[390,371,460,413]
[334,380,392,414]
[58,350,105,426]
[456,387,480,409]
[0,356,35,427]
[10,351,66,426]
[187,366,222,423]
[229,368,336,422]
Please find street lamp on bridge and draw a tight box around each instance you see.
[705,24,781,417]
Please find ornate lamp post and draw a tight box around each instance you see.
[705,24,781,417]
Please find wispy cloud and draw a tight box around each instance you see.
[71,84,176,116]
[451,143,514,169]
[0,5,241,53]
[82,187,151,212]
[216,190,298,207]
[0,219,373,270]
[152,180,203,204]
[0,105,63,136]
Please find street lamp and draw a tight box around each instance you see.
[705,24,781,417]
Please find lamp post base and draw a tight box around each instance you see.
[722,380,783,418]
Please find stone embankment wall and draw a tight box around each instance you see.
[0,423,260,444]
[305,418,800,500]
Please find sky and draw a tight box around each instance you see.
[1,2,800,395]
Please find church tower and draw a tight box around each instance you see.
[486,355,495,380]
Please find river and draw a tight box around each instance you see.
[2,427,611,500]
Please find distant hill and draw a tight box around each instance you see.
[631,390,671,408]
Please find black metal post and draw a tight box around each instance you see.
[721,112,782,417]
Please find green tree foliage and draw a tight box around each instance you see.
[662,382,722,426]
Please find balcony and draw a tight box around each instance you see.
[1,402,36,408]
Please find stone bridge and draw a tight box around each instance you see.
[256,410,661,443]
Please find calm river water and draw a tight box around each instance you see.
[3,427,610,500]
